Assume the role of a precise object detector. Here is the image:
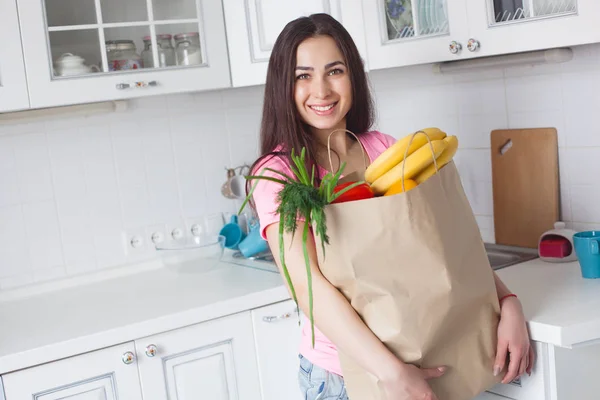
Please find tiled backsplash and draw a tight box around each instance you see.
[1,43,600,290]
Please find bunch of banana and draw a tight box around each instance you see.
[365,128,459,196]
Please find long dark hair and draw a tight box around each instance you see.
[249,13,375,184]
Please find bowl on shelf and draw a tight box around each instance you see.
[155,234,226,273]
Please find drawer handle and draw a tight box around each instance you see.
[116,81,158,90]
[262,308,298,323]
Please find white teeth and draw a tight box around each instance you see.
[310,104,335,111]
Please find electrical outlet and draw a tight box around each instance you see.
[146,223,167,250]
[185,213,226,238]
[122,228,152,260]
[165,219,187,244]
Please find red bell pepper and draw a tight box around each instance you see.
[331,181,374,204]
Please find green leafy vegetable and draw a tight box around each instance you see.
[239,147,364,347]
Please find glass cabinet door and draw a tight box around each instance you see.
[362,0,470,70]
[44,0,206,77]
[17,0,230,108]
[0,0,29,112]
[466,0,600,58]
[488,0,576,25]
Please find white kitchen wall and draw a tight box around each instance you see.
[1,43,600,290]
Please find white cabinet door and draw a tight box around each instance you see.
[223,0,368,87]
[362,0,471,70]
[1,342,143,400]
[16,0,231,109]
[136,311,262,400]
[487,341,547,400]
[0,0,29,112]
[251,299,303,400]
[466,0,600,58]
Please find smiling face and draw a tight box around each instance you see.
[294,35,352,137]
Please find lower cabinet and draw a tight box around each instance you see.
[136,310,262,400]
[1,311,262,400]
[1,342,143,400]
[251,299,303,400]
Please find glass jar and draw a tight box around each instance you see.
[141,34,175,68]
[174,32,202,66]
[107,40,143,71]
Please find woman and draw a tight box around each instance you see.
[248,13,534,400]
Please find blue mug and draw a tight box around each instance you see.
[219,215,246,250]
[573,231,600,279]
[238,222,269,258]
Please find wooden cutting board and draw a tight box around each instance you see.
[491,128,559,249]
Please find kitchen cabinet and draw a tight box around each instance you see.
[251,299,303,400]
[362,0,600,71]
[466,0,600,59]
[15,0,231,109]
[136,310,262,400]
[222,0,368,87]
[1,311,262,400]
[1,342,143,400]
[362,0,471,70]
[0,0,29,112]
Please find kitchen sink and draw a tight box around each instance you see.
[484,242,539,270]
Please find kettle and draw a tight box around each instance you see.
[538,221,578,262]
[54,53,100,77]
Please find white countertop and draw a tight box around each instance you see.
[496,258,600,348]
[0,254,599,376]
[0,258,288,374]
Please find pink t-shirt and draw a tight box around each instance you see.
[251,130,397,377]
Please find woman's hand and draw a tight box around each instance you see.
[494,296,535,384]
[379,362,446,400]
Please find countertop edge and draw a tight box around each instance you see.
[0,285,290,375]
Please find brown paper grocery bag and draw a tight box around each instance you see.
[315,161,502,400]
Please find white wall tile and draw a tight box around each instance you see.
[0,205,29,278]
[458,113,508,149]
[12,133,54,203]
[571,185,600,223]
[0,137,20,207]
[505,74,563,114]
[22,201,64,271]
[455,79,506,116]
[111,121,151,229]
[4,43,600,290]
[561,71,600,147]
[142,118,181,223]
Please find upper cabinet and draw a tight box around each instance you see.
[362,0,470,70]
[466,0,600,58]
[223,0,368,88]
[362,0,600,70]
[3,0,600,111]
[0,0,29,112]
[15,0,231,108]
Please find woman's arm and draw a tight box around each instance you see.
[265,221,446,399]
[492,272,535,383]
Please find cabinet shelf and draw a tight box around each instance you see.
[47,19,201,32]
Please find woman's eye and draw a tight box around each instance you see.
[296,74,309,80]
[328,68,344,76]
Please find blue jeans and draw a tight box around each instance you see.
[298,354,349,400]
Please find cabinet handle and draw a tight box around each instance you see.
[449,41,462,54]
[122,351,135,365]
[262,308,298,323]
[467,38,480,52]
[116,81,158,90]
[145,344,158,357]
